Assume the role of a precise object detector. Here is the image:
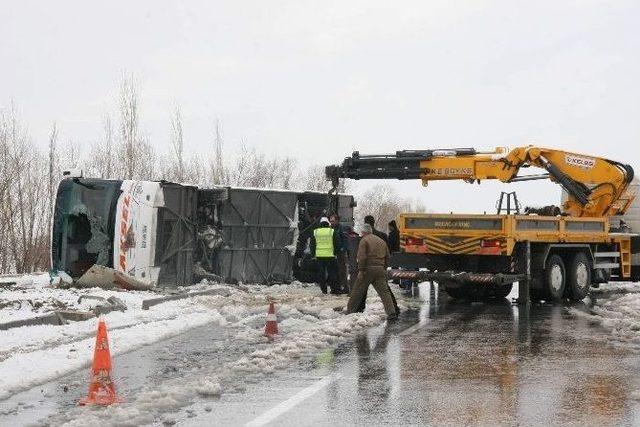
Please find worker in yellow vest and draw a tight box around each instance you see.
[310,217,340,294]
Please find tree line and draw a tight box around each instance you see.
[0,76,425,274]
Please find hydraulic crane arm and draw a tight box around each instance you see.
[326,146,635,218]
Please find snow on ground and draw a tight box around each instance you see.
[0,278,232,400]
[0,273,54,321]
[569,282,640,348]
[1,276,400,426]
[61,285,394,426]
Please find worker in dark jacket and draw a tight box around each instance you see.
[330,213,349,294]
[388,220,400,253]
[364,215,388,245]
[347,224,398,319]
[310,217,340,294]
[344,225,360,293]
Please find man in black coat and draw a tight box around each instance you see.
[388,220,400,253]
[329,213,349,294]
[364,215,388,245]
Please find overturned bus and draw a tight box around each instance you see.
[51,175,354,288]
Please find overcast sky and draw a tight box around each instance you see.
[2,1,639,212]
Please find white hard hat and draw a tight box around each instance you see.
[320,216,330,224]
[361,223,373,235]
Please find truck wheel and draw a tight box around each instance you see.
[530,288,545,302]
[566,252,591,301]
[486,284,513,299]
[444,285,469,299]
[544,254,566,302]
[442,282,469,300]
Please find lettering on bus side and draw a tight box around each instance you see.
[141,225,147,249]
[119,195,131,271]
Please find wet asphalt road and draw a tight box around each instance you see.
[186,284,640,426]
[3,283,640,426]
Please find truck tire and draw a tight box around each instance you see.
[486,284,513,299]
[530,288,545,302]
[544,254,566,302]
[441,281,471,300]
[566,252,591,301]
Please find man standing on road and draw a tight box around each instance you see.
[364,215,388,246]
[345,225,360,293]
[347,224,398,319]
[310,217,340,294]
[387,219,402,287]
[330,213,349,294]
[388,220,400,253]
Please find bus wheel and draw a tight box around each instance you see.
[566,252,591,301]
[545,254,566,302]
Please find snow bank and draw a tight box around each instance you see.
[569,282,640,347]
[0,281,231,399]
[1,277,398,424]
[42,282,397,426]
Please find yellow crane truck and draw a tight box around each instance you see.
[326,146,637,303]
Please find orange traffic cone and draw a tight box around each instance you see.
[79,318,122,406]
[264,302,279,338]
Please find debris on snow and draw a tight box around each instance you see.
[15,281,399,426]
[0,312,66,331]
[196,377,222,398]
[74,265,154,291]
[141,287,231,310]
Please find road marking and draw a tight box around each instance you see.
[245,374,340,427]
[399,322,424,336]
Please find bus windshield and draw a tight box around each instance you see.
[51,178,122,277]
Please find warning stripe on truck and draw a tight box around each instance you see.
[424,236,482,254]
[409,235,508,255]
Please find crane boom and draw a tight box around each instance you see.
[326,146,635,218]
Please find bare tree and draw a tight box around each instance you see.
[354,184,428,232]
[0,107,14,272]
[46,122,58,249]
[103,114,114,178]
[59,140,82,170]
[226,141,301,190]
[0,106,50,272]
[120,75,139,179]
[277,156,299,190]
[301,165,343,192]
[185,155,207,184]
[210,118,227,185]
[135,136,157,180]
[84,115,116,179]
[170,105,185,182]
[228,140,251,187]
